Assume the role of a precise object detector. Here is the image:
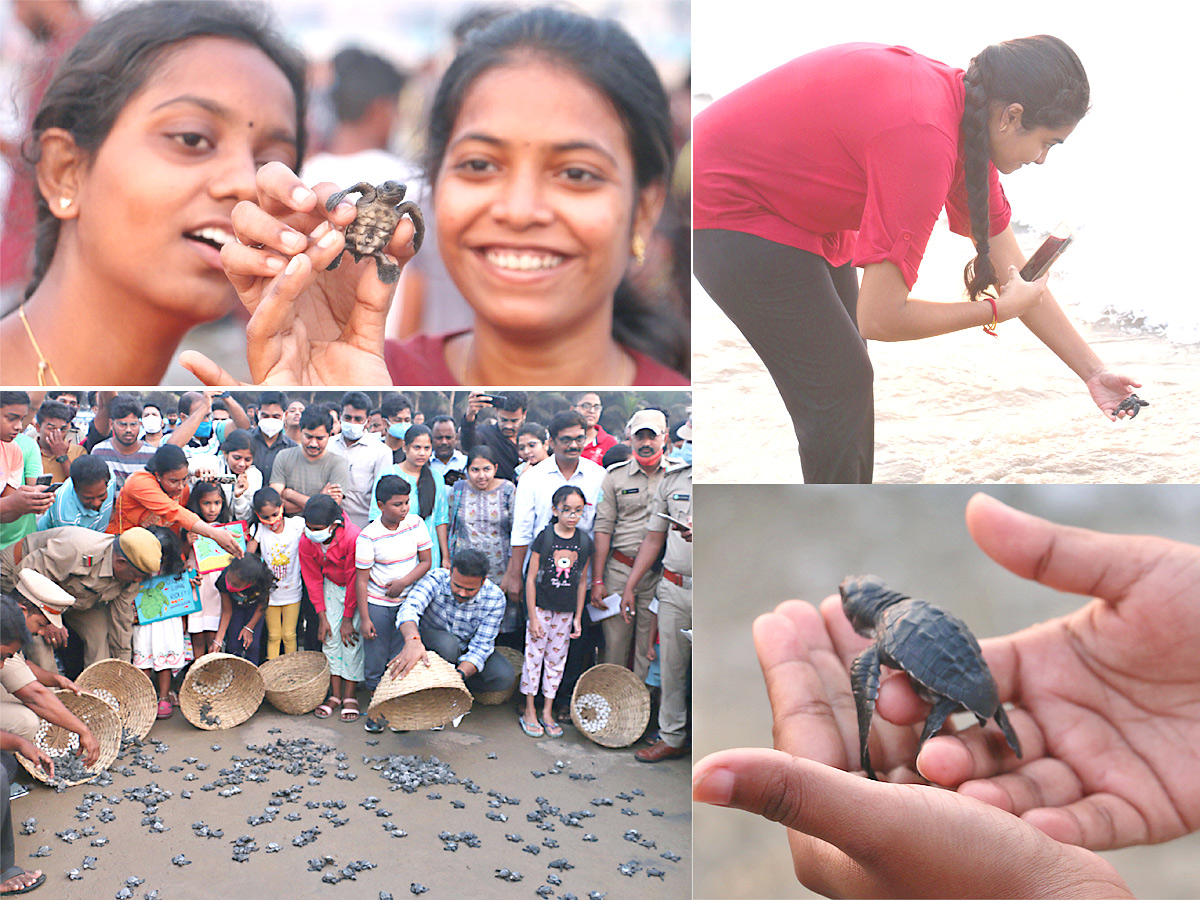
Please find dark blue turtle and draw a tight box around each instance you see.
[325,181,424,283]
[1115,394,1149,418]
[839,575,1021,780]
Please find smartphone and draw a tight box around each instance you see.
[657,512,690,530]
[1019,222,1074,282]
[35,474,53,487]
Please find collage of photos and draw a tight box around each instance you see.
[1,1,1199,899]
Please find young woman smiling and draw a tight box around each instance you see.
[0,0,307,386]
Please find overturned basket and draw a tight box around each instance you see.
[19,689,121,786]
[76,658,157,740]
[368,650,472,730]
[570,663,650,748]
[179,652,264,730]
[472,645,523,706]
[259,651,330,715]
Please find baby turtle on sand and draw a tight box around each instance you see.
[325,181,424,283]
[840,575,1021,780]
[1116,393,1149,418]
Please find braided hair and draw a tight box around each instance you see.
[961,36,1089,302]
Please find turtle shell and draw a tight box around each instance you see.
[875,598,1000,717]
[346,207,402,255]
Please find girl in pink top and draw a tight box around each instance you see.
[694,39,1142,483]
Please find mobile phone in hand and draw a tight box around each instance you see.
[1019,222,1074,282]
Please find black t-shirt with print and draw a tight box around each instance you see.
[530,524,593,613]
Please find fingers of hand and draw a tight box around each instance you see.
[257,161,317,216]
[177,351,244,387]
[916,706,1044,786]
[1021,792,1149,851]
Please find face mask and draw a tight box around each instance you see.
[635,445,664,468]
[304,525,332,543]
[341,422,365,442]
[257,417,284,438]
[140,414,163,434]
[680,441,692,465]
[388,422,410,440]
[195,421,213,441]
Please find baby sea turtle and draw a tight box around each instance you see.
[409,883,429,895]
[840,575,1021,780]
[1116,393,1149,418]
[325,181,425,283]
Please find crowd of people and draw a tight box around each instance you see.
[0,0,692,386]
[0,386,692,890]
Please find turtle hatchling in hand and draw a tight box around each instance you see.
[1115,393,1149,418]
[839,575,1021,780]
[325,181,424,284]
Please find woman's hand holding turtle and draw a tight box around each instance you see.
[180,161,416,386]
[692,493,1200,898]
[1085,368,1144,420]
[995,265,1048,321]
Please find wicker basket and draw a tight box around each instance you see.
[179,652,264,730]
[570,664,650,748]
[18,689,121,786]
[367,651,472,730]
[472,645,523,706]
[76,659,157,740]
[259,651,330,715]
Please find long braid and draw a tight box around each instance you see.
[962,56,998,302]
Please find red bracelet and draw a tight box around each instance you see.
[982,297,998,337]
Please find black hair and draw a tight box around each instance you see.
[601,443,631,467]
[429,414,456,430]
[570,390,601,406]
[218,553,275,606]
[108,392,143,421]
[298,405,333,433]
[547,409,586,441]
[450,547,490,579]
[36,398,72,424]
[961,35,1089,302]
[250,486,283,525]
[176,392,198,416]
[0,594,31,648]
[329,47,405,122]
[186,480,232,525]
[143,523,187,576]
[145,443,188,476]
[339,390,373,414]
[424,6,684,369]
[465,444,499,469]
[374,473,412,506]
[70,454,111,488]
[0,391,30,409]
[401,423,437,519]
[24,0,308,300]
[517,422,548,443]
[381,392,414,418]
[549,485,586,524]
[302,494,343,529]
[211,398,229,414]
[257,390,287,409]
[491,390,527,413]
[220,428,254,456]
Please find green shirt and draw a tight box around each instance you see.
[0,434,44,550]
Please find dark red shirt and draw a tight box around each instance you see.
[694,43,1011,288]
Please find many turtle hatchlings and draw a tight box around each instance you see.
[19,818,36,835]
[495,869,523,882]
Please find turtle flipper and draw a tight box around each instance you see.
[326,249,345,271]
[993,704,1022,758]
[373,255,401,285]
[395,200,425,253]
[325,182,375,213]
[918,695,959,747]
[849,645,881,780]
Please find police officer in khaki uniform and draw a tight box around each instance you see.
[622,432,691,763]
[591,409,681,677]
[0,525,160,668]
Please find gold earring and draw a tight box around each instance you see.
[631,234,646,265]
[58,197,73,211]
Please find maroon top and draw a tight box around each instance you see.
[384,332,689,386]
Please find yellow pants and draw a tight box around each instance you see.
[265,602,300,659]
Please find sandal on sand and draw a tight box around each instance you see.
[340,698,360,722]
[541,717,563,738]
[314,697,341,719]
[0,867,46,895]
[156,699,173,719]
[519,716,544,738]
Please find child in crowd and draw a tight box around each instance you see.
[247,487,305,658]
[184,480,232,661]
[213,554,274,662]
[357,476,432,733]
[521,486,591,738]
[300,494,363,722]
[515,423,550,479]
[132,524,192,719]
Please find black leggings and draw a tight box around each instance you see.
[694,229,874,484]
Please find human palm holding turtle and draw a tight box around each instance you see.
[692,493,1200,898]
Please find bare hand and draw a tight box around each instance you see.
[14,736,54,779]
[465,390,492,421]
[320,482,344,503]
[42,623,69,648]
[316,615,330,644]
[179,162,409,386]
[589,583,608,610]
[7,484,54,516]
[386,640,429,680]
[528,614,545,641]
[1085,369,1145,421]
[500,570,523,602]
[339,618,358,647]
[385,578,406,599]
[214,528,243,558]
[620,590,636,624]
[996,265,1048,321]
[78,727,101,767]
[360,615,377,641]
[570,616,582,639]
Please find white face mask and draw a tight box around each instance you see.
[257,417,284,438]
[304,525,332,543]
[340,421,365,442]
[140,414,163,434]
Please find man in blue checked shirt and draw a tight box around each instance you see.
[387,548,514,694]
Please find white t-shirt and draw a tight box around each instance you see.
[355,513,432,607]
[254,515,305,606]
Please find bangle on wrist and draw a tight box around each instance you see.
[982,297,998,337]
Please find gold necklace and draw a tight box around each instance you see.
[17,304,61,386]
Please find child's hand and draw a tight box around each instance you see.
[361,617,377,640]
[340,618,358,647]
[316,615,330,644]
[647,644,657,663]
[190,574,202,588]
[571,616,582,639]
[385,579,405,598]
[528,616,545,641]
[239,625,254,649]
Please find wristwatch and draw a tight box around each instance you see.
[55,454,69,463]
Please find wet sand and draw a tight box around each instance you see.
[692,484,1200,899]
[11,698,690,900]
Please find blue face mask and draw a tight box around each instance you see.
[388,422,410,440]
[680,441,692,465]
[195,420,213,441]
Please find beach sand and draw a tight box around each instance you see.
[692,484,1200,899]
[693,224,1200,484]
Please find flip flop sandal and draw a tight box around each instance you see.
[519,716,544,738]
[1,869,46,895]
[314,697,341,719]
[340,699,361,722]
[156,699,173,719]
[541,718,564,738]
